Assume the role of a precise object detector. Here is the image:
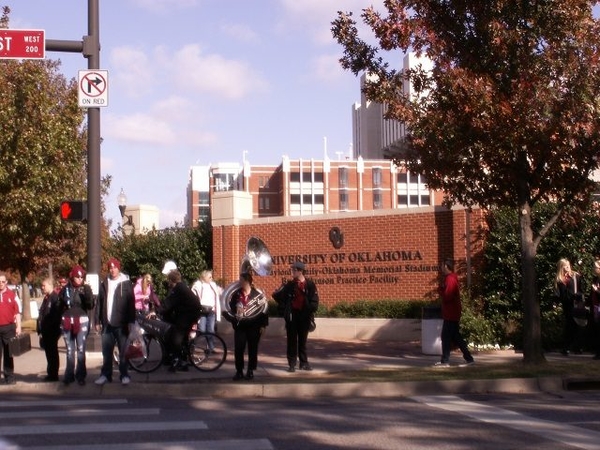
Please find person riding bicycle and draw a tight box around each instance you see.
[158,269,201,372]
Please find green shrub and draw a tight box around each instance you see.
[327,299,431,319]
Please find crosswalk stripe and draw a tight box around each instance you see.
[0,399,127,408]
[412,395,600,450]
[0,421,207,436]
[0,408,159,419]
[11,438,274,450]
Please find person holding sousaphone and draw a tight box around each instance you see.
[226,270,269,381]
[272,261,319,373]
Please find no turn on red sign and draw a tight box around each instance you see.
[78,70,109,107]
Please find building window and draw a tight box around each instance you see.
[197,205,209,223]
[291,194,300,204]
[339,167,348,188]
[259,196,271,210]
[214,173,235,192]
[199,192,209,204]
[259,176,270,188]
[373,191,382,209]
[372,168,382,187]
[340,191,348,210]
[290,172,300,182]
[397,170,429,207]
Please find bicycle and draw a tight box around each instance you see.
[127,312,227,373]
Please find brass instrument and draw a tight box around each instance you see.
[222,237,272,322]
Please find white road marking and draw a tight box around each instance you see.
[14,439,274,450]
[412,395,600,450]
[0,408,159,419]
[0,421,207,436]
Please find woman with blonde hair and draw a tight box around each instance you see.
[134,273,159,312]
[191,270,222,351]
[554,258,585,356]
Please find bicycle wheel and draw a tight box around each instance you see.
[189,332,227,372]
[128,334,164,373]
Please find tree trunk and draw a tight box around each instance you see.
[519,207,546,364]
[20,281,32,322]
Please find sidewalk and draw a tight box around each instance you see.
[2,331,587,398]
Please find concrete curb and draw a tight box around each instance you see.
[0,376,567,399]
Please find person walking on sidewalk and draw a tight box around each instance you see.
[58,265,94,385]
[37,277,62,382]
[0,272,21,385]
[273,261,319,372]
[435,259,474,367]
[95,258,136,386]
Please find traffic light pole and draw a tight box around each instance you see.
[45,0,101,289]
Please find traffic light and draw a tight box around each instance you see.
[60,201,87,222]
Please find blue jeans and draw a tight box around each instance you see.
[100,324,129,381]
[62,317,89,383]
[198,312,216,350]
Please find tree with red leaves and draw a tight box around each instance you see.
[333,1,600,364]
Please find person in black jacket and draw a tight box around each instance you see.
[94,258,136,385]
[57,265,94,386]
[158,269,202,371]
[37,277,62,382]
[228,270,269,381]
[273,261,319,372]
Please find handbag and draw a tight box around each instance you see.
[200,304,214,315]
[8,333,32,357]
[308,314,316,333]
[124,323,146,360]
[124,337,145,360]
[572,276,589,327]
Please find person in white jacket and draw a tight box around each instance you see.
[191,270,222,351]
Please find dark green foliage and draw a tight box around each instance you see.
[481,203,600,349]
[110,223,212,298]
[328,299,431,319]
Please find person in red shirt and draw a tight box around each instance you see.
[0,272,21,384]
[435,259,474,367]
[272,261,319,372]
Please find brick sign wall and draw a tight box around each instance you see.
[212,207,485,308]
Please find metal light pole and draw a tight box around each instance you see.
[45,0,101,291]
[117,188,134,232]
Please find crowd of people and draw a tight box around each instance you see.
[2,258,320,385]
[5,253,600,385]
[554,258,600,359]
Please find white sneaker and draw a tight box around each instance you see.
[433,362,450,368]
[94,375,109,385]
[459,360,475,367]
[121,376,131,386]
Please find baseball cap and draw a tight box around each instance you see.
[162,260,177,275]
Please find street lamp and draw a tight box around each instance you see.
[117,188,134,228]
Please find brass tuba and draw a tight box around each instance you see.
[221,237,272,322]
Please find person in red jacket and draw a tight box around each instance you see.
[0,272,21,384]
[435,259,474,367]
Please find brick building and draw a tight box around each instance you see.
[187,157,484,309]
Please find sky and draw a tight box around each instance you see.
[5,0,383,229]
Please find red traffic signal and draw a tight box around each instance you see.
[60,201,87,222]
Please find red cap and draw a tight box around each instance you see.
[69,265,86,279]
[107,257,121,270]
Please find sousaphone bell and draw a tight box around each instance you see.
[221,237,272,322]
